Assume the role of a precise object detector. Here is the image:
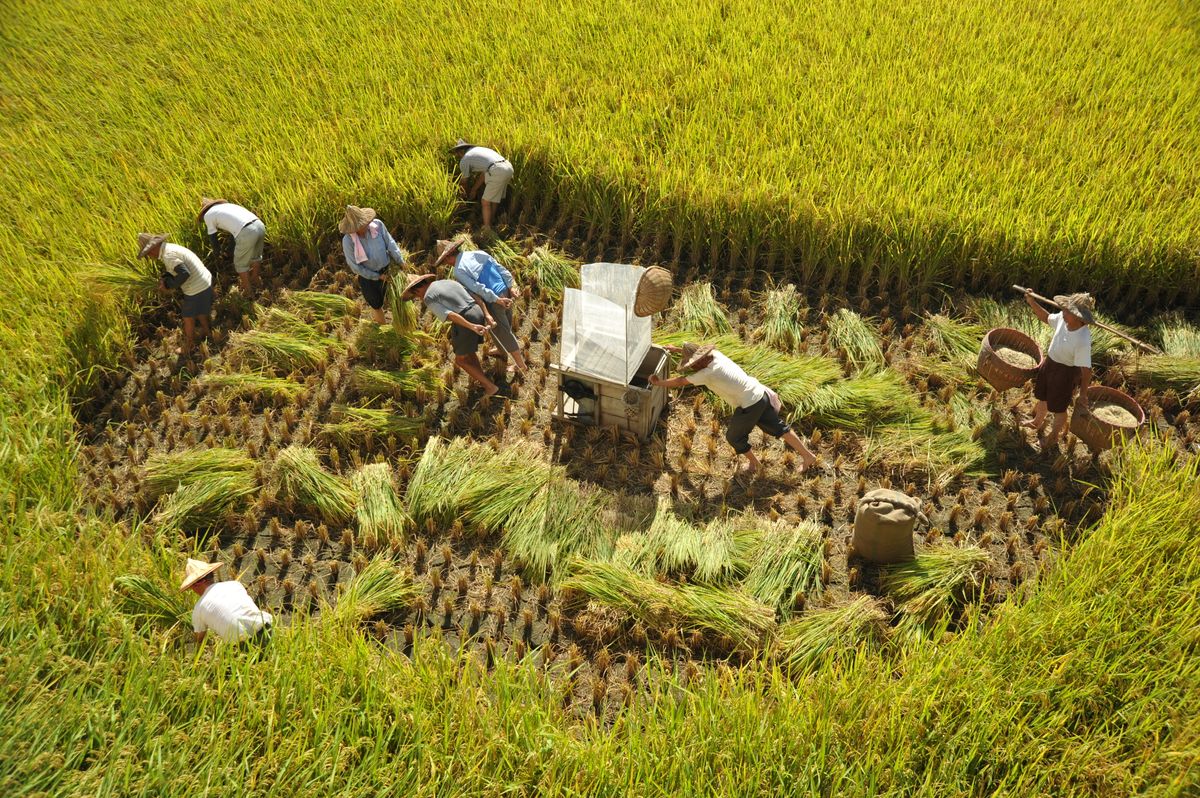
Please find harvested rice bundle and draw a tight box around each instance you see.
[827,309,884,374]
[94,260,162,300]
[350,365,440,399]
[880,543,991,633]
[152,472,258,531]
[284,290,357,318]
[269,446,356,524]
[228,330,332,372]
[112,574,192,630]
[637,501,755,584]
[143,447,257,501]
[925,314,987,361]
[756,285,805,353]
[790,370,920,430]
[773,596,889,675]
[352,463,410,542]
[198,372,305,403]
[331,557,419,624]
[667,283,732,336]
[743,520,825,617]
[1155,314,1200,358]
[385,278,421,334]
[321,405,422,444]
[863,420,986,477]
[405,438,478,524]
[1124,355,1200,395]
[503,476,613,582]
[487,238,526,272]
[256,306,328,342]
[523,246,579,300]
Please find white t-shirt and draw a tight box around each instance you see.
[686,351,767,409]
[1046,312,1092,368]
[192,580,273,642]
[203,202,259,236]
[459,146,505,179]
[160,243,213,296]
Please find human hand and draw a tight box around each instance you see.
[380,272,390,283]
[472,323,488,335]
[496,297,513,308]
[648,374,662,386]
[510,286,522,299]
[662,344,682,354]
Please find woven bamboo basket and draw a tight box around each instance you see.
[1070,386,1143,453]
[977,328,1042,392]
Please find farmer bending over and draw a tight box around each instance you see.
[434,238,528,377]
[451,139,513,231]
[340,205,405,325]
[650,343,818,475]
[180,558,273,646]
[1021,290,1094,449]
[399,273,508,398]
[139,233,213,358]
[198,197,266,296]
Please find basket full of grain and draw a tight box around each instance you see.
[1070,386,1143,453]
[977,328,1042,391]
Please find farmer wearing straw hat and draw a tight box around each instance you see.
[434,238,529,377]
[339,205,406,325]
[399,273,507,398]
[139,233,213,358]
[180,558,273,645]
[198,198,266,296]
[450,140,513,231]
[1021,290,1095,449]
[649,343,819,476]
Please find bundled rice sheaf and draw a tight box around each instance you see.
[385,278,421,334]
[789,370,921,430]
[742,520,825,618]
[228,329,333,372]
[863,418,986,477]
[256,306,330,341]
[152,472,258,531]
[755,285,805,353]
[322,403,423,444]
[523,246,579,300]
[773,595,890,675]
[1124,354,1200,395]
[620,500,755,584]
[332,557,419,625]
[269,446,356,524]
[667,283,733,336]
[925,314,987,361]
[94,260,162,301]
[113,574,192,631]
[1155,314,1200,358]
[352,463,410,542]
[350,365,440,399]
[880,543,991,633]
[284,290,358,318]
[486,239,526,272]
[826,308,885,374]
[142,447,257,501]
[198,372,306,403]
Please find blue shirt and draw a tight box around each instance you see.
[452,250,513,303]
[341,220,404,280]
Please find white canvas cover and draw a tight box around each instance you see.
[560,263,652,385]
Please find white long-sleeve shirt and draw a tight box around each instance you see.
[192,580,273,642]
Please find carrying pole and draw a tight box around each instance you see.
[1011,285,1161,355]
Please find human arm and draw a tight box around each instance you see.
[495,259,518,304]
[445,311,490,336]
[206,232,220,254]
[162,265,190,290]
[1076,367,1093,413]
[648,374,692,389]
[470,293,496,327]
[194,630,207,644]
[468,173,486,199]
[1024,288,1051,325]
[381,223,404,266]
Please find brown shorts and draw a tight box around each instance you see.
[1033,358,1080,414]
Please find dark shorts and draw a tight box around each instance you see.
[1033,357,1080,414]
[180,286,214,318]
[485,299,519,353]
[726,393,790,454]
[358,275,386,310]
[449,304,486,356]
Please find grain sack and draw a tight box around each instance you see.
[853,489,928,565]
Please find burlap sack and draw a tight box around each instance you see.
[852,489,927,565]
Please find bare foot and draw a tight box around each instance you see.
[738,460,759,476]
[1020,416,1040,429]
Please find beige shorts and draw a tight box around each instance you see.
[233,220,266,273]
[482,161,514,203]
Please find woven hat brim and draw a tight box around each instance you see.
[339,206,377,234]
[432,239,461,267]
[179,561,221,590]
[197,198,228,223]
[680,344,715,372]
[400,273,436,300]
[633,267,673,317]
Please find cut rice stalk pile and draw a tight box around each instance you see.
[331,557,419,625]
[322,405,423,445]
[925,314,987,361]
[1123,354,1200,395]
[486,239,526,271]
[385,279,421,335]
[789,369,920,430]
[755,285,805,353]
[284,290,357,318]
[995,346,1037,369]
[1155,315,1200,358]
[152,472,258,531]
[1090,401,1139,427]
[352,463,409,542]
[256,307,329,341]
[864,420,986,478]
[142,447,257,501]
[523,246,579,300]
[742,520,825,618]
[773,595,889,675]
[350,365,439,399]
[667,283,733,336]
[826,308,884,374]
[561,559,776,651]
[618,500,756,584]
[881,543,991,634]
[227,330,333,372]
[269,446,356,524]
[198,372,306,403]
[112,575,193,631]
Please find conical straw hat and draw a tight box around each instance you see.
[680,344,715,372]
[339,205,377,234]
[432,239,461,268]
[399,273,436,300]
[137,232,167,258]
[179,558,221,590]
[633,267,673,317]
[197,197,228,223]
[1053,292,1095,324]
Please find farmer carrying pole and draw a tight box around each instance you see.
[450,139,513,232]
[139,233,213,359]
[180,558,273,646]
[649,343,818,476]
[434,238,529,377]
[198,198,266,297]
[340,205,405,325]
[1020,288,1094,449]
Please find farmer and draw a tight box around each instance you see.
[138,233,213,358]
[180,558,273,646]
[451,139,513,230]
[340,205,405,325]
[1021,289,1094,448]
[433,239,529,377]
[399,273,507,398]
[649,343,819,475]
[198,197,266,296]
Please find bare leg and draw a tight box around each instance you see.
[455,353,499,395]
[180,317,196,356]
[739,450,761,475]
[238,272,252,295]
[198,315,211,340]
[251,261,262,289]
[781,430,818,472]
[371,307,386,325]
[1044,411,1069,447]
[1024,400,1048,430]
[481,200,496,228]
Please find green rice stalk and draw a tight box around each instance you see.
[152,472,258,531]
[198,372,305,403]
[350,365,440,399]
[524,245,580,300]
[743,520,825,617]
[270,446,356,524]
[925,314,987,361]
[880,543,991,632]
[773,596,889,675]
[332,557,419,625]
[94,260,162,301]
[789,370,920,429]
[667,283,733,336]
[756,285,805,353]
[285,290,357,318]
[1124,354,1200,395]
[827,308,884,374]
[1155,314,1200,358]
[142,447,257,501]
[228,329,332,372]
[352,463,410,543]
[486,239,526,272]
[321,405,423,445]
[385,279,421,334]
[112,574,192,631]
[864,419,986,478]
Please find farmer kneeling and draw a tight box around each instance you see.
[180,558,273,646]
[340,205,405,325]
[650,343,818,475]
[139,233,213,358]
[1022,289,1094,449]
[433,238,529,377]
[399,273,507,398]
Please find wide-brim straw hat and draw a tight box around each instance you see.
[179,557,221,590]
[399,273,436,300]
[137,232,167,258]
[1053,292,1095,324]
[196,197,228,223]
[680,343,715,372]
[633,267,673,317]
[449,138,476,152]
[339,205,377,234]
[432,238,461,268]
